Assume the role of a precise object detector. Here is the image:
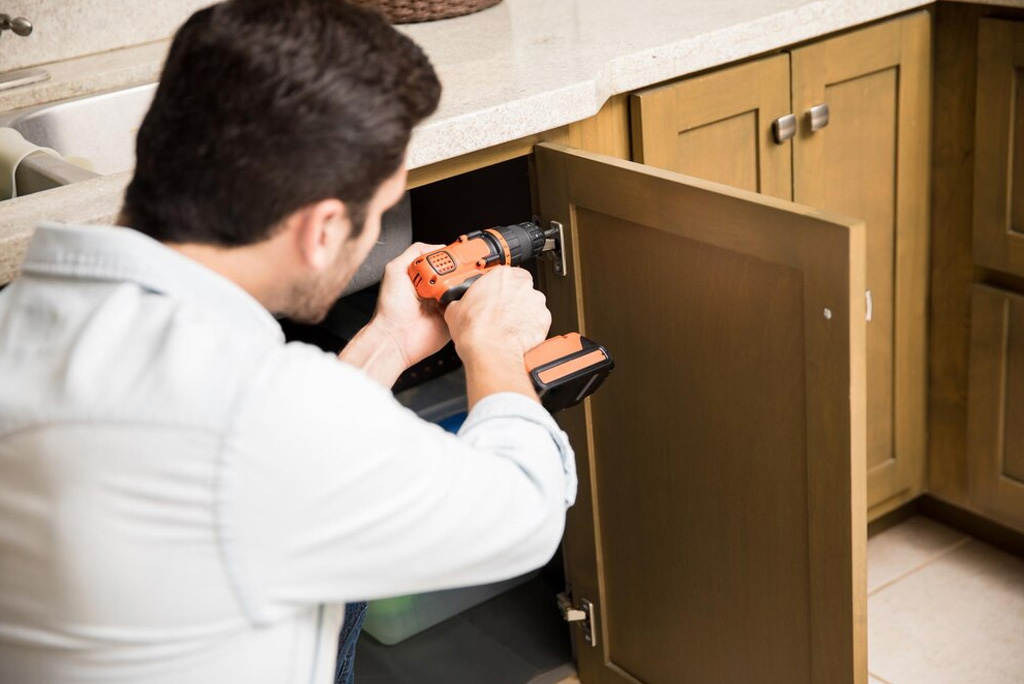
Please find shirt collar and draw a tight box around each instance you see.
[21,222,284,344]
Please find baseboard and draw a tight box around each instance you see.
[867,495,1024,560]
[867,498,920,538]
[917,495,1024,560]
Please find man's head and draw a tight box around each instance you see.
[121,0,440,322]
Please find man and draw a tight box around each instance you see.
[0,1,576,683]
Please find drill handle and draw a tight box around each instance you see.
[438,274,481,305]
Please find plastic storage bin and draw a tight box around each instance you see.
[362,571,538,645]
[362,369,537,645]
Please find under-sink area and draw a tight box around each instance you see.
[0,83,156,196]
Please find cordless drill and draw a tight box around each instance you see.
[408,222,614,413]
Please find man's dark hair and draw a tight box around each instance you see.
[122,0,440,245]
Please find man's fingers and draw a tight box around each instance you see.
[442,299,461,324]
[480,265,533,284]
[402,242,446,263]
[414,242,446,256]
[386,242,446,273]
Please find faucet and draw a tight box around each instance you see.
[0,13,48,92]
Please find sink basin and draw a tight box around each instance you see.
[0,83,156,177]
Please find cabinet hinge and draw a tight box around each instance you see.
[536,218,567,277]
[557,591,596,647]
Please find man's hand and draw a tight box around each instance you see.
[373,242,452,368]
[444,266,552,408]
[338,243,450,387]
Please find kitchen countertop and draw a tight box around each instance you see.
[3,0,1024,283]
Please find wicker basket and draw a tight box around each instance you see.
[349,0,502,24]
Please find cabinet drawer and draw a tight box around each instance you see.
[967,285,1024,534]
[973,19,1024,278]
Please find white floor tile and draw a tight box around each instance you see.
[867,515,968,594]
[868,539,1024,684]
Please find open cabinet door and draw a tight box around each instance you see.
[534,143,867,684]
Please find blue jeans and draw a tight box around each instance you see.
[335,601,368,684]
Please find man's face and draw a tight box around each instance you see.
[287,163,408,324]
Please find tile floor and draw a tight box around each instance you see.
[868,516,1024,684]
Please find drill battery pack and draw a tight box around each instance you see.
[524,333,615,413]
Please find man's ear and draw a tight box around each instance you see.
[292,198,351,272]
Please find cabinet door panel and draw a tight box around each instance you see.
[973,19,1024,277]
[535,143,866,684]
[968,286,1024,533]
[630,54,793,200]
[792,12,931,514]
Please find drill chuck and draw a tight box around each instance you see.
[498,221,551,266]
[461,221,550,267]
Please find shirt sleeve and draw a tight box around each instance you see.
[222,341,577,622]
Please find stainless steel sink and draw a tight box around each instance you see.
[1,83,156,178]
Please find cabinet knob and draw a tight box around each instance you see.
[808,103,830,132]
[772,114,797,144]
[0,14,33,37]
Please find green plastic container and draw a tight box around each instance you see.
[363,572,537,645]
[366,371,536,644]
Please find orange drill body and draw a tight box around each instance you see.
[409,229,509,304]
[408,222,614,413]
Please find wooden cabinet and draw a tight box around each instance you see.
[389,126,867,682]
[964,18,1024,535]
[928,7,1024,531]
[535,143,867,684]
[630,12,931,518]
[973,19,1024,278]
[967,286,1024,533]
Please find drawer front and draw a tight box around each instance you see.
[967,285,1024,533]
[973,19,1024,278]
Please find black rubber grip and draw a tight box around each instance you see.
[439,274,482,304]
